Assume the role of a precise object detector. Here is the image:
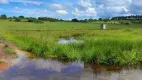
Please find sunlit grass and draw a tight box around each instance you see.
[1,20,142,65]
[4,44,15,54]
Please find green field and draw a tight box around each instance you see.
[1,20,142,65]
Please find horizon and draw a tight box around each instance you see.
[0,0,142,20]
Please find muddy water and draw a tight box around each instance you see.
[0,50,142,80]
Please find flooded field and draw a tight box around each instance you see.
[0,50,142,80]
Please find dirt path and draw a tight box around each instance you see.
[0,62,11,72]
[0,42,16,59]
[0,42,16,72]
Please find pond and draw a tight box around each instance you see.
[0,50,142,80]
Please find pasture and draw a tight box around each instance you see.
[1,20,142,65]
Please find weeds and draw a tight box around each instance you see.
[1,20,142,65]
[4,44,15,54]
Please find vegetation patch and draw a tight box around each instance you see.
[4,44,15,54]
[0,14,142,66]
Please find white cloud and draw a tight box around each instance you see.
[13,7,21,11]
[72,7,96,17]
[50,4,65,10]
[56,10,68,15]
[0,0,8,4]
[50,3,68,15]
[74,0,96,17]
[78,0,92,8]
[106,6,129,13]
[95,0,132,6]
[10,0,43,6]
[9,8,52,17]
[131,0,142,7]
[94,0,134,17]
[38,9,48,13]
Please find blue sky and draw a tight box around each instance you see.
[0,0,142,20]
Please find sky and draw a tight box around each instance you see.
[0,0,142,20]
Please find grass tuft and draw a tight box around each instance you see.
[4,44,16,54]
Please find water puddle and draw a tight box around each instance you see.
[58,37,84,44]
[0,50,142,80]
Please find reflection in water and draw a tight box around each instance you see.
[0,50,142,80]
[58,37,84,44]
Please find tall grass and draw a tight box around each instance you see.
[4,31,142,65]
[1,20,142,65]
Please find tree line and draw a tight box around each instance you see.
[0,14,142,22]
[111,15,142,20]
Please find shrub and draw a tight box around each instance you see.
[33,20,44,24]
[28,18,35,22]
[28,18,44,23]
[120,21,131,25]
[15,18,21,22]
[9,19,12,22]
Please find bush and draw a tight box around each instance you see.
[120,21,131,25]
[9,19,12,22]
[15,18,21,22]
[131,20,142,24]
[33,20,44,24]
[28,18,44,24]
[28,18,35,22]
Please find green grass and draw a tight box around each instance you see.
[4,44,15,54]
[1,20,142,65]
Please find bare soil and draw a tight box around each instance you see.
[0,42,16,59]
[0,41,17,72]
[0,62,11,72]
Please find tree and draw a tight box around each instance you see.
[13,16,17,19]
[88,18,93,22]
[71,18,79,22]
[8,17,12,19]
[38,17,58,22]
[15,18,21,22]
[98,18,102,21]
[28,18,36,22]
[0,14,7,19]
[19,15,24,19]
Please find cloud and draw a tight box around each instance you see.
[56,10,68,15]
[10,7,52,17]
[50,3,65,10]
[131,0,142,7]
[128,0,142,14]
[1,0,142,19]
[78,0,92,8]
[10,0,43,6]
[93,0,134,17]
[72,7,96,17]
[74,0,96,17]
[38,9,48,13]
[50,3,68,15]
[0,0,8,4]
[106,6,129,13]
[95,0,132,6]
[13,7,21,11]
